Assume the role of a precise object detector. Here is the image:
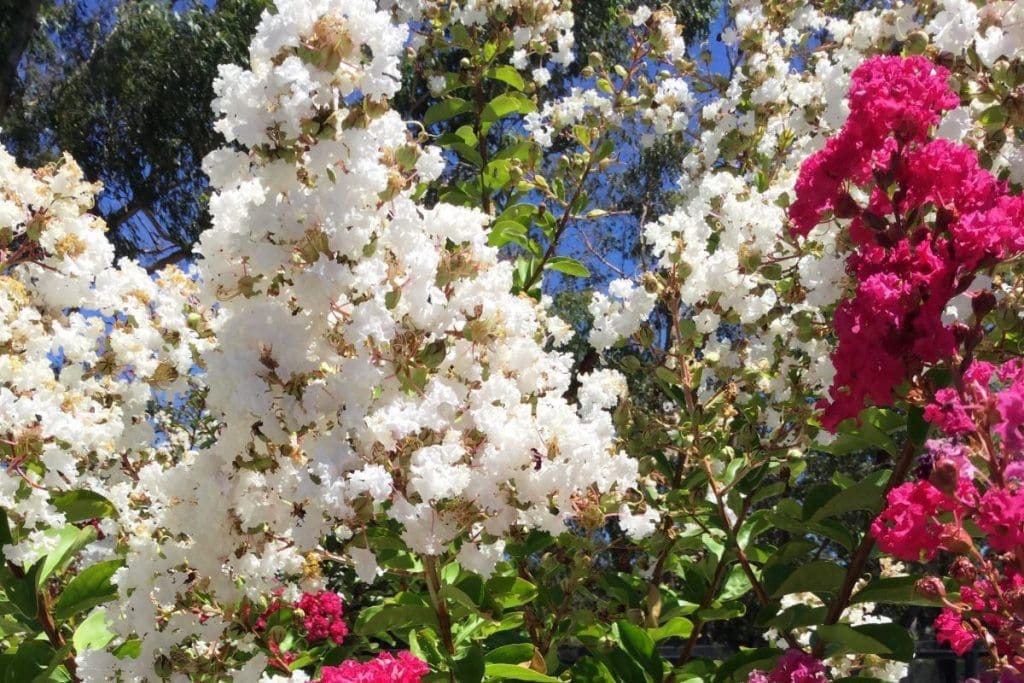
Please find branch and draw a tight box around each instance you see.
[144,246,191,273]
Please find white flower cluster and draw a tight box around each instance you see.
[95,0,639,675]
[0,148,209,565]
[525,5,691,148]
[588,278,657,351]
[405,0,575,89]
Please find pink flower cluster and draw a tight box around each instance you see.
[254,590,348,646]
[747,649,828,683]
[319,651,430,683]
[870,479,968,562]
[926,360,1024,464]
[788,56,1024,431]
[935,570,1024,665]
[790,56,959,235]
[252,590,428,680]
[871,359,1024,670]
[296,591,349,645]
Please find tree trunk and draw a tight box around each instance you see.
[0,0,44,119]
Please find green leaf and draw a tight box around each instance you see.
[543,257,590,278]
[112,639,141,659]
[4,562,40,621]
[4,640,55,683]
[483,664,558,682]
[484,576,537,609]
[484,644,535,664]
[819,408,899,457]
[907,405,929,446]
[50,491,117,523]
[697,601,745,621]
[424,98,470,126]
[481,94,522,127]
[53,559,122,620]
[454,644,485,683]
[815,623,915,661]
[979,104,1008,131]
[485,65,525,91]
[0,509,12,548]
[805,470,890,522]
[489,220,532,249]
[37,526,97,589]
[850,576,947,607]
[354,600,437,637]
[648,617,692,642]
[72,608,116,652]
[718,565,753,602]
[568,657,616,683]
[614,621,662,683]
[770,560,845,598]
[714,648,782,683]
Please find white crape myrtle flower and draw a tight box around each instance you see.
[588,278,657,350]
[0,149,214,680]
[577,368,627,417]
[349,546,382,583]
[96,0,639,675]
[457,538,506,577]
[617,504,660,540]
[927,0,979,54]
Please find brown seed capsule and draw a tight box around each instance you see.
[915,576,947,601]
[972,290,997,319]
[949,556,977,584]
[929,457,960,495]
[1006,586,1024,618]
[940,524,974,555]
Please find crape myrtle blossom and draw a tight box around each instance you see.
[871,361,1024,668]
[747,649,827,683]
[0,149,213,570]
[622,0,1024,451]
[11,0,1024,679]
[788,55,1024,431]
[92,0,642,676]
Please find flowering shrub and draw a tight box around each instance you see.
[3,0,1024,681]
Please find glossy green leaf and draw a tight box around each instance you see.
[614,621,662,682]
[50,491,117,523]
[543,257,590,278]
[484,644,535,664]
[815,623,915,661]
[485,65,525,91]
[805,470,889,522]
[354,600,437,637]
[454,644,485,683]
[713,647,782,683]
[483,664,559,681]
[37,526,97,589]
[648,617,692,642]
[72,608,116,651]
[481,94,521,127]
[850,576,947,607]
[53,559,122,620]
[770,560,845,598]
[4,640,54,683]
[424,98,470,125]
